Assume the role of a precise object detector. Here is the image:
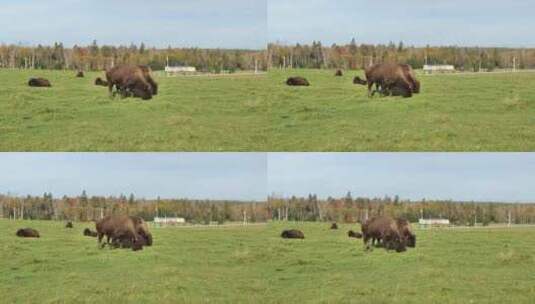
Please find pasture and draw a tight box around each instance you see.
[269,69,535,151]
[0,69,268,151]
[2,220,535,303]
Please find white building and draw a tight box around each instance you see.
[154,216,186,226]
[418,218,451,227]
[423,65,455,74]
[165,66,197,76]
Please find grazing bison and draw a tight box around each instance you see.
[94,77,108,86]
[111,233,146,251]
[335,69,343,76]
[28,78,51,87]
[330,223,338,230]
[65,222,73,228]
[105,65,155,100]
[95,215,140,248]
[130,216,153,246]
[83,228,98,237]
[16,228,40,238]
[353,63,416,98]
[281,229,305,239]
[138,65,158,95]
[76,71,84,78]
[361,216,407,252]
[348,230,362,238]
[396,218,416,248]
[286,77,310,86]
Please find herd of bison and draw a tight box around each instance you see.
[27,65,159,100]
[286,62,421,98]
[16,215,415,253]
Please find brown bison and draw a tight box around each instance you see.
[335,69,343,76]
[76,71,84,78]
[16,228,40,238]
[138,65,158,95]
[28,78,51,87]
[353,63,418,98]
[65,222,73,228]
[396,218,416,248]
[281,229,305,239]
[95,215,140,249]
[105,65,156,100]
[361,216,407,252]
[95,77,108,86]
[111,233,146,251]
[83,228,98,237]
[330,223,338,230]
[130,216,153,246]
[286,77,310,86]
[348,230,362,238]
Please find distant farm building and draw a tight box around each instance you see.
[419,218,451,227]
[154,217,186,227]
[423,64,455,74]
[165,66,197,76]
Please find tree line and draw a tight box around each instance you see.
[268,39,535,71]
[2,191,535,226]
[0,192,269,224]
[267,193,535,225]
[0,41,267,73]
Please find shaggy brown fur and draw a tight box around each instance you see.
[16,228,40,238]
[65,222,73,228]
[95,215,139,248]
[395,218,416,248]
[76,71,84,78]
[137,65,158,95]
[330,223,338,230]
[354,63,414,98]
[286,77,310,86]
[83,228,98,237]
[105,65,154,100]
[281,229,305,239]
[348,230,363,238]
[335,69,343,76]
[361,216,406,252]
[130,216,153,246]
[28,78,51,87]
[95,77,108,86]
[111,233,146,251]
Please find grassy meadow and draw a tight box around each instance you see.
[268,69,535,151]
[1,219,535,303]
[0,70,268,151]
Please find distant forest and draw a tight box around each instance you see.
[0,41,267,72]
[268,39,535,71]
[2,192,535,225]
[268,193,535,225]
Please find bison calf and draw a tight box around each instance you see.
[286,77,310,86]
[16,228,40,238]
[76,71,84,78]
[281,229,305,239]
[330,223,338,230]
[28,78,51,87]
[112,233,147,251]
[65,222,73,228]
[348,230,362,238]
[335,70,343,76]
[83,228,98,237]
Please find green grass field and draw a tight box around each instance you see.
[2,220,535,303]
[0,70,268,151]
[268,69,535,151]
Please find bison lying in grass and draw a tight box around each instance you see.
[348,230,362,238]
[361,216,416,252]
[286,77,310,86]
[16,228,40,238]
[28,78,51,87]
[281,229,305,239]
[65,222,73,228]
[83,228,98,237]
[76,71,84,78]
[330,223,338,230]
[95,77,108,86]
[106,65,158,100]
[335,69,343,76]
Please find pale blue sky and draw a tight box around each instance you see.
[269,0,535,47]
[0,0,267,49]
[268,153,535,203]
[0,153,267,201]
